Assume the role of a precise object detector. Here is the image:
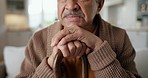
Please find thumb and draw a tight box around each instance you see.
[48,47,59,68]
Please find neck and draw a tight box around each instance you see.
[82,23,96,33]
[82,14,99,33]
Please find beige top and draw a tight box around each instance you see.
[16,15,141,78]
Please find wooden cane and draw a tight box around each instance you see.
[53,52,88,78]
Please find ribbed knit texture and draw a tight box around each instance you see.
[16,15,141,78]
[87,41,116,71]
[32,57,54,78]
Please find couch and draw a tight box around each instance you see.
[0,46,25,78]
[135,48,148,78]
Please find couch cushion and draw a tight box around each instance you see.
[4,46,25,78]
[135,48,148,78]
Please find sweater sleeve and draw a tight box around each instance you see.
[16,28,55,78]
[31,57,54,78]
[87,40,141,77]
[16,55,54,78]
[16,57,54,78]
[16,46,55,78]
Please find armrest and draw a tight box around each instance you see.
[0,61,7,78]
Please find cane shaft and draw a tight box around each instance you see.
[53,53,88,78]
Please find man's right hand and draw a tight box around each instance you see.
[47,41,89,68]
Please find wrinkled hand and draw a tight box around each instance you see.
[48,25,103,68]
[51,25,103,52]
[57,40,88,58]
[48,41,88,68]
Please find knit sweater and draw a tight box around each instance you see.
[16,15,141,78]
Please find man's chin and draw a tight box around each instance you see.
[62,22,83,27]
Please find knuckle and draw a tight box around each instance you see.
[66,34,73,40]
[56,37,61,41]
[58,46,69,57]
[62,37,67,42]
[77,43,82,48]
[63,53,68,57]
[74,41,82,49]
[58,45,66,51]
[69,46,74,52]
[68,45,76,54]
[61,46,67,51]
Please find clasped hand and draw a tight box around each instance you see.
[48,25,103,67]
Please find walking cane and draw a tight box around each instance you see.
[53,52,88,78]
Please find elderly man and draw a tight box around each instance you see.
[16,0,141,78]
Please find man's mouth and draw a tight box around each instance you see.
[65,15,81,22]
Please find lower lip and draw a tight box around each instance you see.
[65,16,81,22]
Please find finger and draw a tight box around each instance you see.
[51,29,70,47]
[74,41,82,57]
[86,47,91,54]
[52,47,59,56]
[78,42,87,58]
[67,42,76,57]
[57,44,70,57]
[58,34,78,46]
[48,46,59,67]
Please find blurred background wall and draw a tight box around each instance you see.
[0,0,6,61]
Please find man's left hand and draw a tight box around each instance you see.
[51,25,103,54]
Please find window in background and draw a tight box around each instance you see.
[28,0,57,29]
[6,0,25,14]
[5,0,29,31]
[137,0,148,28]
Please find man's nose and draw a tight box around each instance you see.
[65,0,80,11]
